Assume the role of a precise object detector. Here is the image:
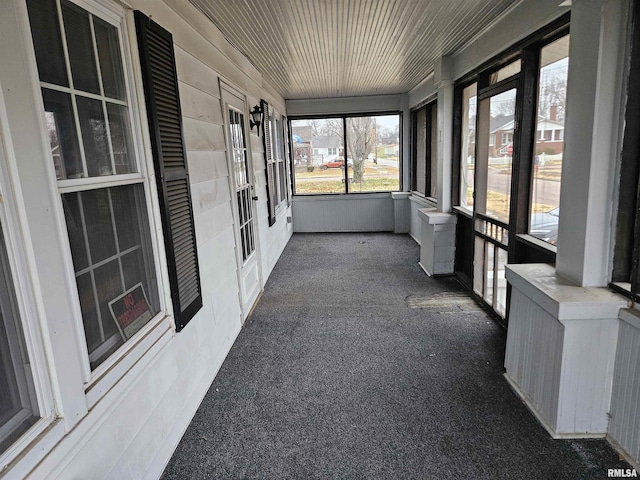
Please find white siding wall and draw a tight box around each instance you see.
[292,194,394,232]
[609,309,640,467]
[3,0,292,478]
[505,287,564,432]
[408,195,436,244]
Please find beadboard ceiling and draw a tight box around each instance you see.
[188,0,522,99]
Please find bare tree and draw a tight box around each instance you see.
[346,117,375,184]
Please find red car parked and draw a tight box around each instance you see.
[321,157,353,169]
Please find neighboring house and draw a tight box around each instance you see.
[490,114,565,157]
[312,135,343,164]
[383,144,399,156]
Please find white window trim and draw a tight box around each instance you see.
[23,0,175,406]
[0,81,57,472]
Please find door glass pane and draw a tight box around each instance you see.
[485,242,495,305]
[291,118,345,194]
[61,0,100,94]
[483,88,516,223]
[473,236,485,297]
[42,89,83,180]
[26,0,68,87]
[460,83,477,209]
[530,35,569,245]
[0,223,38,454]
[496,248,508,317]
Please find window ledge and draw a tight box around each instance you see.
[85,315,173,408]
[452,206,473,218]
[1,418,64,480]
[408,193,436,208]
[515,233,557,254]
[292,192,393,201]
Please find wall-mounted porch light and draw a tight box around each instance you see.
[249,104,264,134]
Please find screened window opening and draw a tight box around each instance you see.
[480,88,517,224]
[460,84,477,210]
[291,114,400,194]
[0,224,38,455]
[411,102,437,197]
[28,0,164,369]
[529,35,569,245]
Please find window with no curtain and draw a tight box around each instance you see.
[411,101,437,198]
[27,0,162,370]
[529,34,569,245]
[0,221,38,455]
[291,113,401,194]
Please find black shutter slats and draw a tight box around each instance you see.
[261,100,277,226]
[135,11,202,330]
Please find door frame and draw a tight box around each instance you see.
[219,80,263,322]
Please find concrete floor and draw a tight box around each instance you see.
[163,232,630,479]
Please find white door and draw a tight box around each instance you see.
[221,86,262,321]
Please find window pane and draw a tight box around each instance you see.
[42,89,83,180]
[63,185,160,369]
[61,0,100,94]
[0,223,38,454]
[291,118,345,194]
[460,83,477,209]
[107,104,136,174]
[278,161,286,202]
[94,17,126,100]
[529,35,569,245]
[429,105,438,198]
[62,192,89,271]
[482,88,516,224]
[413,107,427,194]
[77,96,113,176]
[347,115,400,193]
[26,0,68,87]
[489,59,521,84]
[78,189,117,265]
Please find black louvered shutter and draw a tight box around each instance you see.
[135,11,202,331]
[261,100,277,226]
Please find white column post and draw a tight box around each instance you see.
[556,0,628,286]
[435,57,454,213]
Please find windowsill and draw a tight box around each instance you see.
[408,193,437,207]
[85,314,173,408]
[515,233,557,254]
[292,192,394,201]
[609,282,636,303]
[0,418,64,480]
[452,206,473,218]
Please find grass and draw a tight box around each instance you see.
[294,160,400,193]
[295,177,400,194]
[466,189,554,217]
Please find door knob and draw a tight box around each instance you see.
[252,196,258,201]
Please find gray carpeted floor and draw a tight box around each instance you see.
[163,232,630,479]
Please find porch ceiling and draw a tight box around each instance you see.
[187,0,522,100]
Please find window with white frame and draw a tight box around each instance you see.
[0,221,38,455]
[274,115,287,205]
[27,0,161,370]
[263,104,290,225]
